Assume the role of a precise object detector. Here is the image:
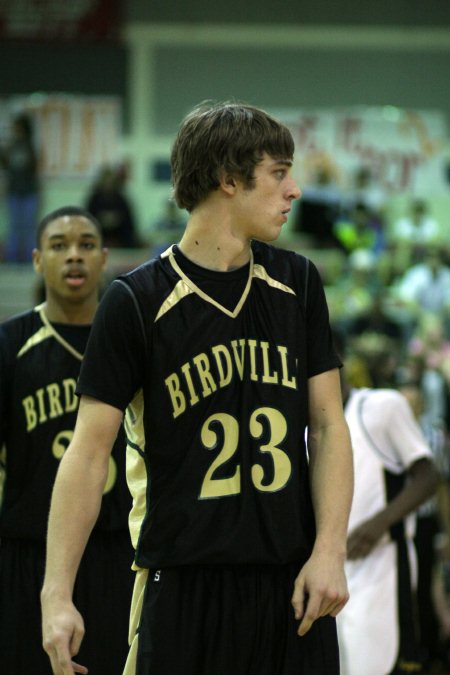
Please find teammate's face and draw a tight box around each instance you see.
[33,216,107,308]
[230,153,301,242]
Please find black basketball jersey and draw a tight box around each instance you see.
[77,241,341,567]
[0,304,131,541]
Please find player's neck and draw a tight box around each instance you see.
[178,208,251,272]
[42,297,98,325]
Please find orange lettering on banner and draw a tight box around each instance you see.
[26,95,120,177]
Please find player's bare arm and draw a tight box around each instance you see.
[292,368,353,636]
[41,396,123,675]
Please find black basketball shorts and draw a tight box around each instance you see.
[124,562,339,675]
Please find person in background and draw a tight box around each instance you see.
[399,381,449,672]
[390,199,441,272]
[151,197,187,256]
[394,246,450,321]
[86,164,140,249]
[336,335,438,675]
[404,316,450,431]
[329,248,381,333]
[346,286,404,347]
[0,206,134,674]
[343,165,386,221]
[0,112,40,262]
[294,162,343,249]
[41,101,353,675]
[333,202,386,259]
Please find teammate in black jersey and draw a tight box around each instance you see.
[0,206,134,674]
[42,103,354,675]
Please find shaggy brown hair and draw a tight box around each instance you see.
[171,101,295,212]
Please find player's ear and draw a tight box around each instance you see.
[32,248,42,274]
[219,171,237,196]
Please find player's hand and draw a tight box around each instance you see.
[346,514,387,560]
[41,595,88,674]
[291,551,349,636]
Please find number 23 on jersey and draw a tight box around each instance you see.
[199,406,292,499]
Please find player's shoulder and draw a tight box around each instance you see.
[0,307,43,363]
[353,387,408,413]
[116,252,173,291]
[252,240,308,264]
[101,256,161,305]
[103,254,175,326]
[372,388,407,405]
[0,307,40,340]
[251,240,311,283]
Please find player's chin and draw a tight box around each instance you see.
[257,224,283,242]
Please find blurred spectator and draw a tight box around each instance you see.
[432,510,450,671]
[344,165,386,220]
[0,112,40,262]
[333,202,386,258]
[154,199,186,233]
[404,314,450,429]
[86,164,140,248]
[408,314,450,381]
[392,199,440,249]
[328,248,380,329]
[347,286,404,347]
[390,199,442,272]
[400,355,448,437]
[151,198,186,256]
[394,246,450,320]
[349,333,400,389]
[399,381,449,671]
[294,164,342,248]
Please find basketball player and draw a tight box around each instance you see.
[41,102,354,675]
[0,206,134,674]
[337,364,438,675]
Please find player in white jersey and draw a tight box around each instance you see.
[338,385,438,675]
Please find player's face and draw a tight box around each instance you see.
[231,153,301,242]
[33,216,107,306]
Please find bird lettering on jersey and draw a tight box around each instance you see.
[21,378,78,431]
[165,338,297,419]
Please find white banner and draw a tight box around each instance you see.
[275,106,449,196]
[0,94,121,178]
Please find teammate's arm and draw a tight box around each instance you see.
[291,368,353,636]
[347,459,438,560]
[347,391,438,560]
[41,395,123,675]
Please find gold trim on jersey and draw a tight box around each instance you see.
[124,389,148,550]
[16,304,83,361]
[252,264,296,296]
[155,246,297,321]
[154,279,194,322]
[17,325,54,358]
[160,245,254,319]
[38,305,84,361]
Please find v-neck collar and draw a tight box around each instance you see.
[37,303,84,361]
[164,245,254,319]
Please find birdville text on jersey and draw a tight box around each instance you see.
[165,338,298,419]
[22,378,78,432]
